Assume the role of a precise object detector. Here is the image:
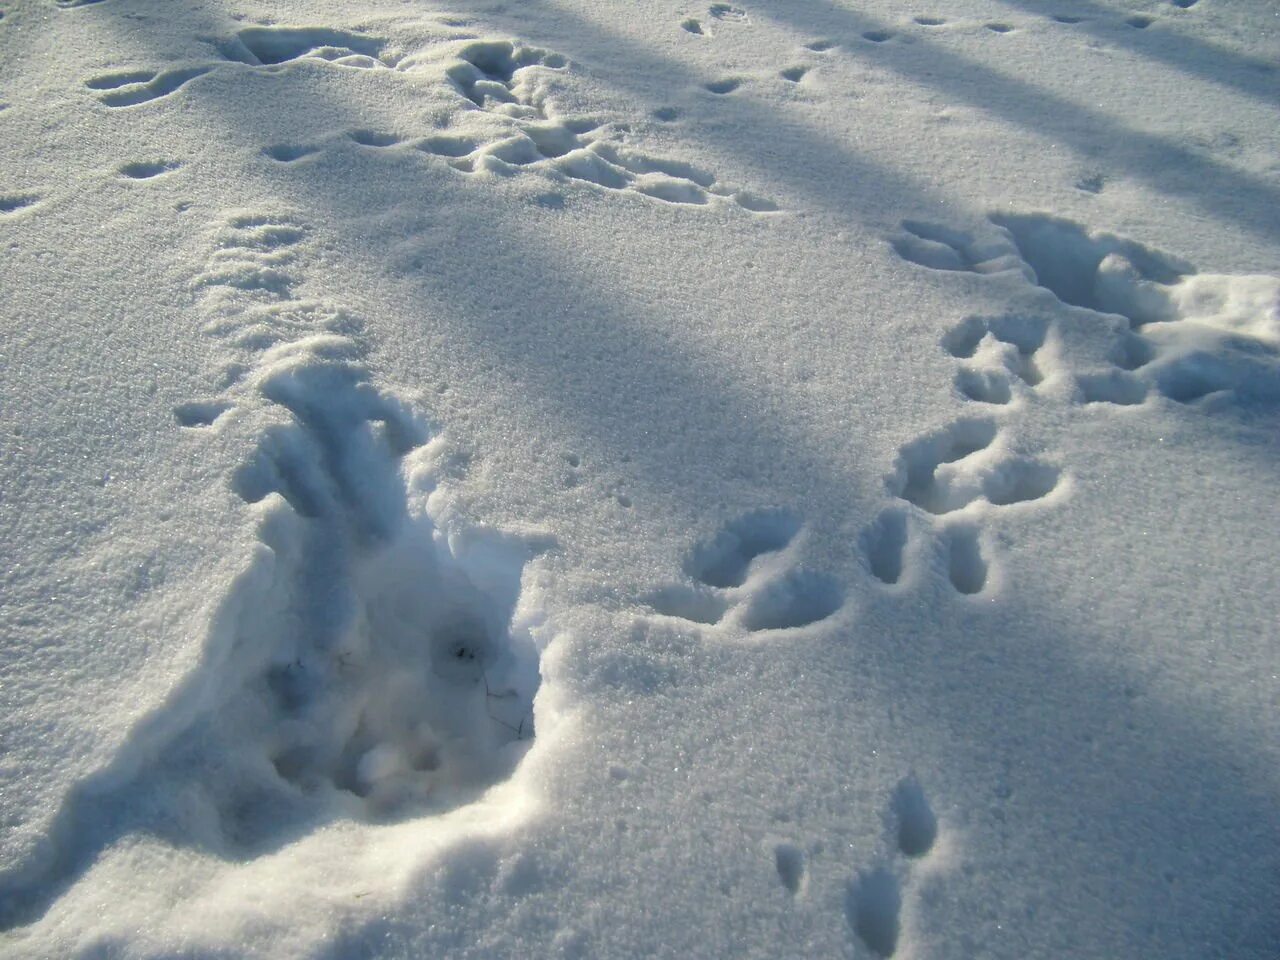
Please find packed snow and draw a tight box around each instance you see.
[1,0,1277,957]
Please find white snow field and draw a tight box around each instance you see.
[1,0,1278,956]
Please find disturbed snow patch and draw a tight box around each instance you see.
[86,17,778,212]
[0,217,551,934]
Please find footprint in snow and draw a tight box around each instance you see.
[845,775,941,957]
[708,3,749,24]
[0,193,41,215]
[862,416,1062,595]
[1075,171,1106,194]
[173,399,231,428]
[118,160,181,180]
[773,842,808,895]
[645,509,844,634]
[985,212,1280,407]
[86,66,211,107]
[704,77,742,94]
[263,143,321,163]
[877,209,1280,595]
[243,32,776,212]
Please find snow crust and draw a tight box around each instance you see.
[1,0,1277,956]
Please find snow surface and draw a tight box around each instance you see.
[1,0,1278,956]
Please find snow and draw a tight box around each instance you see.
[1,0,1277,957]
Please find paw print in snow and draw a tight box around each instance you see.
[862,419,1063,595]
[846,775,941,957]
[645,509,843,633]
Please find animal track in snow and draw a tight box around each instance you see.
[264,143,320,163]
[953,367,1012,405]
[1075,171,1107,194]
[704,77,742,95]
[227,358,540,812]
[685,508,802,587]
[892,775,937,854]
[846,776,941,957]
[895,419,995,514]
[848,866,901,957]
[118,160,180,179]
[148,228,533,842]
[87,66,211,107]
[85,68,156,89]
[892,220,1030,277]
[645,510,843,634]
[780,66,809,83]
[942,313,1049,395]
[860,507,908,586]
[88,24,777,212]
[419,133,480,158]
[897,211,1280,409]
[880,209,1279,593]
[217,25,391,68]
[991,212,1280,407]
[173,399,232,427]
[893,419,1060,515]
[862,30,894,43]
[0,193,40,215]
[195,212,307,304]
[945,312,1053,406]
[879,226,1076,593]
[90,22,393,122]
[773,842,807,895]
[681,18,705,36]
[708,3,749,23]
[443,39,568,109]
[349,129,402,148]
[1074,370,1147,406]
[993,211,1183,309]
[738,568,845,631]
[945,525,989,595]
[862,418,1060,594]
[243,31,774,212]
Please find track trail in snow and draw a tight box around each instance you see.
[0,6,796,937]
[1,0,1275,953]
[80,20,779,212]
[869,210,1278,595]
